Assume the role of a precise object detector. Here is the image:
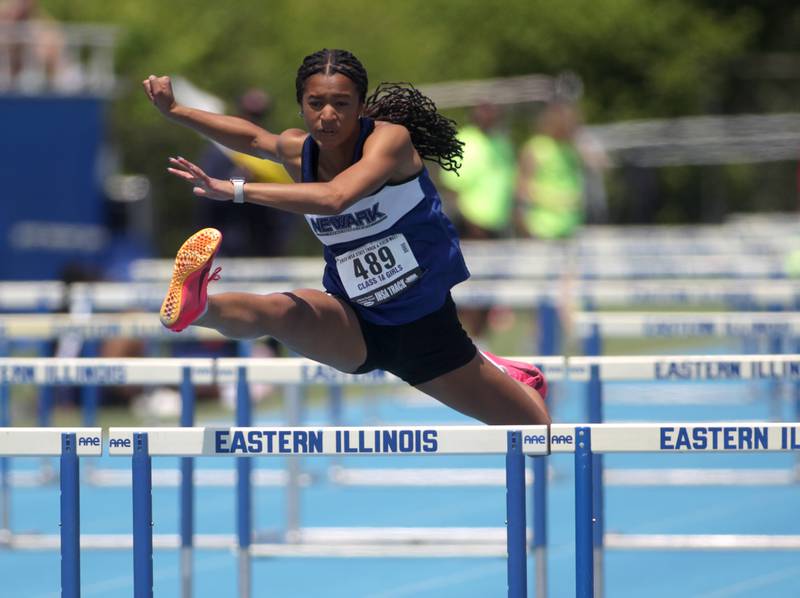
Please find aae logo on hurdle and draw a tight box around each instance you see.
[521,433,574,448]
[523,434,546,445]
[77,435,101,447]
[551,433,574,446]
[517,428,576,456]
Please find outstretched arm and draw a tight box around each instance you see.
[167,123,421,215]
[142,75,294,162]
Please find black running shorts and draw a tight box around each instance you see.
[350,293,477,386]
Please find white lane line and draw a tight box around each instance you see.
[363,541,577,598]
[364,561,506,598]
[31,552,233,597]
[694,563,800,597]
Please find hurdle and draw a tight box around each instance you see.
[60,278,800,312]
[574,310,800,340]
[576,311,800,418]
[100,421,800,598]
[0,312,225,342]
[50,279,800,434]
[128,252,792,280]
[0,281,66,312]
[309,354,800,492]
[0,357,212,543]
[569,354,800,421]
[0,313,225,425]
[0,307,231,438]
[307,354,800,598]
[108,424,548,598]
[0,418,797,595]
[0,354,563,482]
[306,355,800,597]
[569,352,800,491]
[66,281,296,312]
[575,310,800,365]
[0,356,560,598]
[576,310,800,420]
[4,356,800,597]
[0,427,101,598]
[125,221,800,281]
[554,421,800,598]
[564,356,800,598]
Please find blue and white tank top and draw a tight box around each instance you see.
[302,117,470,325]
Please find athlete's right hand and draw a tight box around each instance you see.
[142,75,176,114]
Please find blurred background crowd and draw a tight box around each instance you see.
[3,0,800,265]
[2,0,799,272]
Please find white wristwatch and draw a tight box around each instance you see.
[231,178,246,204]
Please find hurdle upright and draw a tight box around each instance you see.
[0,427,102,598]
[108,424,549,598]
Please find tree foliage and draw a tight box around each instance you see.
[40,0,798,242]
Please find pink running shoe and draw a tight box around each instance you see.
[160,228,223,332]
[481,350,548,400]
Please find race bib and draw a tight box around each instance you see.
[335,234,423,307]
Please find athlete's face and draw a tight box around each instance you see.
[300,73,363,148]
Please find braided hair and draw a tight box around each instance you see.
[295,49,463,173]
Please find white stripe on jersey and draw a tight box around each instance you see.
[305,178,425,246]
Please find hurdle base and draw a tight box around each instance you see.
[606,533,800,550]
[3,527,532,558]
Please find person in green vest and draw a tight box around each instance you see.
[516,102,585,239]
[439,102,516,239]
[437,102,516,340]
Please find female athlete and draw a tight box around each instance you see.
[142,48,550,425]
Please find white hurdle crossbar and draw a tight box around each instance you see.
[569,353,800,382]
[574,311,800,339]
[0,281,65,311]
[108,425,549,598]
[127,231,800,280]
[0,427,101,598]
[5,277,800,314]
[0,356,565,387]
[0,313,225,341]
[60,279,800,312]
[128,253,792,280]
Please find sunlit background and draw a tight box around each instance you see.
[3,0,800,272]
[3,1,800,597]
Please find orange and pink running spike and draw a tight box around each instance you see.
[160,227,223,332]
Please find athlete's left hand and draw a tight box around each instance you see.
[167,156,233,201]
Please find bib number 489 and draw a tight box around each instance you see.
[335,233,421,306]
[352,246,396,280]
